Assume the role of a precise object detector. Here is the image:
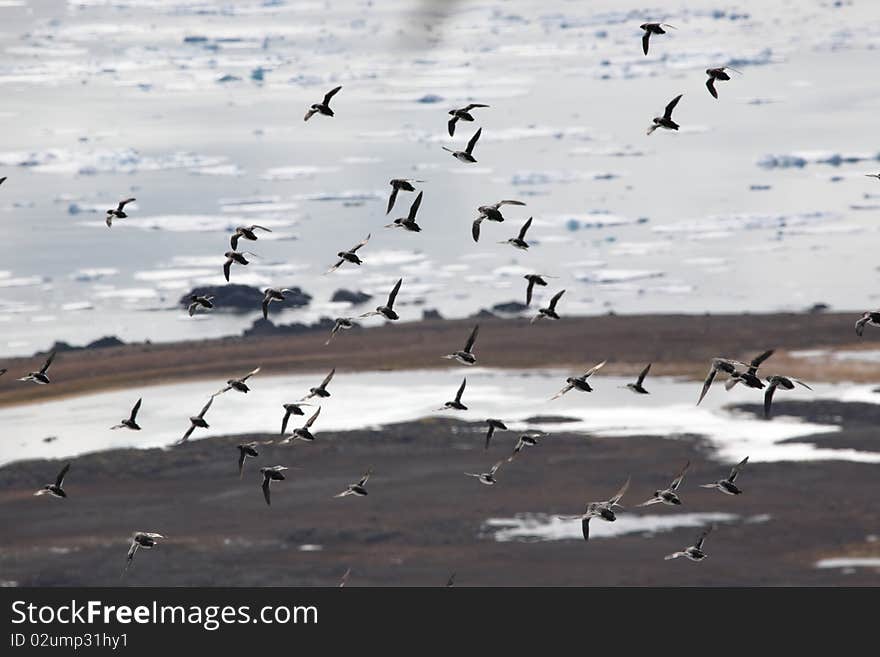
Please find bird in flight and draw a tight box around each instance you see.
[855,310,880,336]
[640,22,676,55]
[442,324,479,365]
[705,66,741,99]
[664,526,714,562]
[230,224,271,251]
[551,361,607,399]
[523,273,553,306]
[215,367,261,395]
[301,368,335,401]
[638,460,690,507]
[499,216,533,250]
[509,431,545,459]
[304,85,342,121]
[385,191,424,232]
[647,94,683,135]
[111,398,142,431]
[360,278,403,321]
[280,401,311,435]
[237,440,273,478]
[188,295,214,317]
[558,477,630,541]
[260,466,289,506]
[34,463,70,499]
[443,127,482,163]
[472,199,526,242]
[448,103,489,137]
[464,459,505,485]
[179,396,213,444]
[124,532,165,574]
[326,317,355,345]
[438,377,469,411]
[724,349,774,390]
[699,456,749,495]
[261,287,292,320]
[334,469,372,498]
[483,418,508,450]
[624,363,652,394]
[697,357,749,405]
[327,234,371,273]
[106,197,136,227]
[532,289,565,323]
[386,178,423,215]
[763,376,812,419]
[18,351,56,384]
[223,250,257,283]
[281,406,322,443]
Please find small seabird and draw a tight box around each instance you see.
[531,289,565,323]
[523,273,553,306]
[18,351,56,384]
[283,406,321,443]
[446,573,456,587]
[664,526,713,562]
[179,396,213,444]
[326,317,355,345]
[510,431,545,459]
[34,463,70,499]
[640,22,676,55]
[334,468,371,498]
[705,66,741,99]
[304,85,342,121]
[223,250,257,283]
[302,368,335,401]
[551,361,607,399]
[483,419,508,450]
[700,456,749,495]
[448,103,489,137]
[280,402,311,434]
[625,363,652,394]
[0,368,6,377]
[105,197,136,227]
[464,459,505,485]
[697,357,748,405]
[855,310,880,336]
[111,398,142,431]
[261,287,292,320]
[230,224,272,251]
[215,367,261,395]
[326,234,371,273]
[865,173,880,180]
[559,477,630,541]
[385,191,423,232]
[724,349,774,391]
[237,440,273,478]
[438,377,468,411]
[339,567,351,587]
[443,127,482,163]
[638,460,690,507]
[442,324,479,365]
[386,178,423,215]
[360,277,403,321]
[472,199,526,242]
[188,295,214,316]
[124,532,165,573]
[646,93,683,135]
[500,216,533,250]
[260,466,288,506]
[764,376,812,419]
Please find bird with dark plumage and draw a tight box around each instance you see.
[188,295,214,316]
[551,361,607,399]
[18,351,55,384]
[763,376,812,419]
[443,127,482,163]
[483,419,508,450]
[531,289,565,323]
[724,349,774,391]
[280,402,311,435]
[558,478,629,541]
[334,469,372,498]
[472,199,526,242]
[624,363,652,394]
[523,273,553,306]
[509,431,545,459]
[464,459,505,485]
[386,179,423,215]
[360,278,403,321]
[647,94,683,135]
[448,103,489,136]
[705,66,741,99]
[438,377,468,411]
[124,532,165,574]
[34,463,70,499]
[301,368,335,401]
[304,86,342,121]
[326,317,355,345]
[385,191,424,232]
[261,287,292,320]
[665,526,713,562]
[499,216,533,250]
[638,460,690,507]
[230,224,271,251]
[442,324,479,365]
[111,398,142,430]
[699,457,749,495]
[281,406,322,443]
[260,466,288,505]
[215,367,260,395]
[855,310,880,336]
[237,441,273,478]
[179,396,213,444]
[106,197,135,227]
[640,22,676,55]
[326,234,370,273]
[222,250,257,283]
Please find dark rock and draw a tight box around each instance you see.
[180,285,311,314]
[807,303,830,314]
[422,309,443,320]
[331,289,372,305]
[492,301,527,314]
[469,309,497,320]
[86,336,126,349]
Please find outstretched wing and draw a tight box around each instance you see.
[323,85,342,106]
[608,476,630,507]
[464,103,489,111]
[454,377,467,402]
[548,289,565,311]
[637,363,652,386]
[728,456,749,483]
[358,469,372,486]
[525,278,536,306]
[670,460,690,490]
[40,352,56,374]
[55,463,70,488]
[697,366,717,405]
[386,187,399,214]
[583,360,607,378]
[129,398,142,422]
[238,449,247,478]
[642,31,650,55]
[465,128,482,155]
[408,191,423,222]
[472,218,483,243]
[305,406,321,428]
[241,367,261,382]
[582,517,591,541]
[262,476,271,506]
[550,383,573,400]
[447,116,458,137]
[694,525,713,551]
[706,77,717,99]
[304,108,318,121]
[497,200,525,208]
[118,197,136,212]
[517,216,533,240]
[197,396,214,419]
[464,325,479,352]
[664,94,683,119]
[320,368,336,389]
[387,278,402,308]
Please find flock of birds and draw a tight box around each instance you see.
[3,20,879,582]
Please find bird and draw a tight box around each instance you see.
[386,179,423,215]
[179,396,213,444]
[532,289,565,322]
[442,324,479,365]
[34,463,70,499]
[0,368,6,377]
[124,532,165,573]
[523,274,553,306]
[625,363,652,394]
[647,94,683,135]
[237,441,273,478]
[665,526,713,562]
[764,376,812,419]
[222,250,257,283]
[500,216,533,250]
[700,457,749,495]
[261,287,292,320]
[438,377,468,411]
[509,431,545,459]
[446,573,456,587]
[639,460,690,506]
[326,234,370,273]
[325,317,355,345]
[448,103,489,136]
[334,469,371,498]
[483,419,508,450]
[697,357,749,405]
[111,398,142,430]
[280,402,311,434]
[472,200,526,242]
[385,191,424,232]
[360,278,402,321]
[283,406,321,443]
[105,197,135,227]
[443,127,482,163]
[551,361,607,399]
[865,173,880,180]
[559,477,630,541]
[301,368,335,400]
[304,85,342,121]
[0,176,6,186]
[188,295,214,316]
[705,66,741,99]
[260,466,288,506]
[230,224,271,251]
[855,311,880,336]
[640,22,676,55]
[724,349,774,390]
[18,351,56,384]
[464,459,505,485]
[215,367,260,395]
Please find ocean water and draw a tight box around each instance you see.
[0,0,879,355]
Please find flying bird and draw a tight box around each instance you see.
[304,85,342,121]
[865,173,880,180]
[763,376,812,419]
[500,216,533,250]
[443,127,482,163]
[339,568,351,588]
[215,367,260,395]
[261,287,292,320]
[385,191,424,232]
[326,317,355,345]
[558,478,630,541]
[697,357,749,405]
[625,363,652,394]
[34,463,70,499]
[700,457,749,495]
[223,250,257,283]
[18,351,55,384]
[386,179,423,215]
[260,466,288,506]
[237,441,273,478]
[523,274,553,306]
[188,295,214,316]
[639,460,690,507]
[532,289,565,322]
[647,94,683,135]
[282,406,322,443]
[438,377,468,411]
[724,349,774,390]
[448,103,489,136]
[179,396,213,444]
[472,200,526,242]
[111,398,142,431]
[551,361,607,399]
[280,402,311,435]
[640,22,676,55]
[483,419,508,450]
[442,324,479,365]
[705,66,741,99]
[230,224,271,251]
[360,278,403,321]
[124,532,165,574]
[665,526,713,562]
[855,311,880,336]
[302,368,335,400]
[334,469,371,498]
[509,431,545,459]
[106,197,136,227]
[464,459,505,485]
[326,234,370,273]
[0,176,6,186]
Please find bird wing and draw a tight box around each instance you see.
[238,450,247,478]
[582,517,591,541]
[197,396,214,419]
[471,218,483,242]
[670,460,690,490]
[794,379,813,391]
[125,540,139,569]
[261,297,270,320]
[464,324,479,352]
[386,187,399,214]
[351,233,370,252]
[230,231,240,250]
[749,349,775,372]
[447,116,458,137]
[454,377,467,402]
[323,85,342,106]
[118,197,136,211]
[549,289,565,311]
[525,278,535,306]
[464,103,489,111]
[637,363,652,386]
[517,216,532,240]
[497,200,526,207]
[326,259,345,274]
[697,366,717,405]
[223,259,232,282]
[262,475,271,506]
[241,367,261,382]
[180,424,196,444]
[608,476,630,506]
[694,526,713,551]
[55,463,70,488]
[130,398,142,422]
[706,77,717,99]
[583,360,607,378]
[305,406,321,428]
[550,383,574,400]
[40,352,55,374]
[485,425,495,450]
[281,409,293,435]
[489,459,505,475]
[465,128,482,155]
[728,456,749,483]
[763,383,777,419]
[642,31,650,55]
[387,278,402,308]
[664,94,683,119]
[320,368,335,389]
[359,469,372,486]
[408,191,423,222]
[303,108,317,121]
[249,225,272,233]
